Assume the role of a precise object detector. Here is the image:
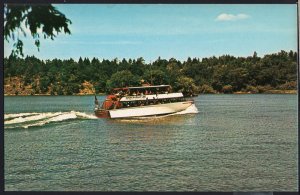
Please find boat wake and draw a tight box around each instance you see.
[5,105,199,128]
[170,104,199,115]
[4,111,97,129]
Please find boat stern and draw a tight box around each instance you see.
[94,109,110,118]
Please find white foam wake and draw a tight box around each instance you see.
[73,111,98,119]
[4,111,97,129]
[22,112,77,129]
[4,113,40,120]
[172,104,199,115]
[5,112,63,125]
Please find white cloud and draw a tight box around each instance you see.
[215,13,250,21]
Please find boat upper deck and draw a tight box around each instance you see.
[110,85,171,95]
[127,85,170,90]
[119,92,183,102]
[109,85,185,102]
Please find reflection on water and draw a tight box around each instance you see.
[105,104,198,144]
[110,114,195,125]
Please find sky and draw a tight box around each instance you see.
[4,4,298,62]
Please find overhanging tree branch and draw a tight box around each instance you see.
[4,4,72,56]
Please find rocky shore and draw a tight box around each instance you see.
[4,77,99,96]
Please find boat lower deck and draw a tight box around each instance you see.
[95,101,193,119]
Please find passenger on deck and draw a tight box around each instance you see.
[152,97,157,104]
[145,97,149,105]
[119,90,124,96]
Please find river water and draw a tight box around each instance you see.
[4,94,298,191]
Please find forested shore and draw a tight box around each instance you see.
[4,50,297,96]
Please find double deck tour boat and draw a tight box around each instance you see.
[94,85,194,119]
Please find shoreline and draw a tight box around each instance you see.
[4,90,297,96]
[4,93,106,96]
[233,89,297,94]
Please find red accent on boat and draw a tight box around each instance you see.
[102,100,114,110]
[95,110,110,118]
[115,101,122,109]
[107,95,117,101]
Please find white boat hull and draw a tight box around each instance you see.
[109,101,193,118]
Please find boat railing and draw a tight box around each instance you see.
[125,95,147,99]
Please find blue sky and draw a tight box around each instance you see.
[4,4,297,62]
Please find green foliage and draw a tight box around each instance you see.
[4,4,72,56]
[166,61,183,85]
[222,85,233,94]
[3,50,298,95]
[65,83,80,95]
[257,85,273,93]
[176,76,198,96]
[199,84,216,94]
[278,81,297,90]
[106,70,140,91]
[143,69,167,85]
[245,85,259,94]
[39,76,50,93]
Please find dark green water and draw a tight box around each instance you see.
[4,94,298,191]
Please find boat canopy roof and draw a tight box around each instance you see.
[127,85,170,90]
[112,85,170,91]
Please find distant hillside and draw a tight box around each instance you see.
[4,50,298,95]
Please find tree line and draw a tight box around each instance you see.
[4,50,297,95]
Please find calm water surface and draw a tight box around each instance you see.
[4,94,298,191]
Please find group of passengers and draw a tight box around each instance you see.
[115,88,171,97]
[120,97,183,108]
